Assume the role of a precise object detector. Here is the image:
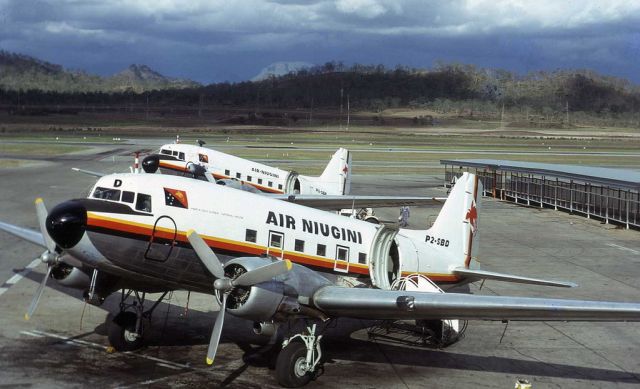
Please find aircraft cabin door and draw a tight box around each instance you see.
[334,245,350,273]
[267,231,285,260]
[145,216,177,262]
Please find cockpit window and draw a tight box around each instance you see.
[178,152,185,161]
[160,149,172,155]
[92,187,121,201]
[172,151,179,156]
[136,193,152,212]
[122,191,135,203]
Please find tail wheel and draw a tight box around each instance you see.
[275,341,312,388]
[108,312,143,351]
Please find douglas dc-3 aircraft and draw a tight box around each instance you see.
[74,141,446,214]
[2,172,640,387]
[142,141,352,196]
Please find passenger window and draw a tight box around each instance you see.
[121,191,135,203]
[295,239,304,252]
[178,152,185,161]
[337,246,349,261]
[245,229,257,243]
[268,181,273,187]
[278,184,283,190]
[136,193,152,212]
[258,178,263,184]
[92,187,121,201]
[270,233,282,248]
[317,244,326,257]
[358,252,367,264]
[199,153,209,163]
[225,169,230,176]
[236,172,241,179]
[247,175,252,182]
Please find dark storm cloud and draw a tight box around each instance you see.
[0,0,638,83]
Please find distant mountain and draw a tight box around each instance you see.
[106,64,199,92]
[251,61,313,81]
[0,50,199,92]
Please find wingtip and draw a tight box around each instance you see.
[206,357,214,365]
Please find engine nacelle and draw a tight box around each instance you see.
[216,179,261,194]
[51,262,91,289]
[222,257,332,322]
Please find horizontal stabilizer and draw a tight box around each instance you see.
[71,168,105,177]
[269,194,446,210]
[0,221,46,248]
[312,286,640,321]
[452,267,577,288]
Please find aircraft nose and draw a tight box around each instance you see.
[142,155,160,173]
[46,200,87,249]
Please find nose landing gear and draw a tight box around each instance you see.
[276,323,324,388]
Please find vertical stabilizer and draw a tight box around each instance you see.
[426,172,481,269]
[302,148,351,195]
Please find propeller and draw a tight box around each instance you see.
[186,229,292,365]
[25,198,61,320]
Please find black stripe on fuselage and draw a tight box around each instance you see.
[77,198,153,217]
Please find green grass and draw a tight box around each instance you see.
[0,143,85,155]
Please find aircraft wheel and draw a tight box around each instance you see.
[275,341,312,388]
[108,312,143,351]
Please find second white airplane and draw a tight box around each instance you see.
[142,142,351,196]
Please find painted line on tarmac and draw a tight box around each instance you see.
[607,243,640,255]
[0,258,42,297]
[20,329,193,371]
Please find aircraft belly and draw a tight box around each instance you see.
[87,231,213,293]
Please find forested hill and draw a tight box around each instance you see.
[0,51,199,92]
[1,52,638,119]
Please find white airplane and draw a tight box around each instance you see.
[2,172,640,387]
[73,142,447,214]
[142,142,351,196]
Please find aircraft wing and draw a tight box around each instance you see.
[268,194,446,210]
[0,221,46,248]
[452,267,577,288]
[311,286,640,321]
[71,167,105,177]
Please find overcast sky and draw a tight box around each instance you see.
[1,0,639,84]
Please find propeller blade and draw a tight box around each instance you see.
[25,265,53,321]
[186,229,225,279]
[206,292,227,365]
[233,259,292,287]
[35,198,56,253]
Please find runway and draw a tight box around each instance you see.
[1,141,640,388]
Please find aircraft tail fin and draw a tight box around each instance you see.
[314,148,352,195]
[425,172,481,269]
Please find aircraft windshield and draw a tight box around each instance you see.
[92,187,121,201]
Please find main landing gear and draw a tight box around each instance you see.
[107,290,169,351]
[276,323,325,388]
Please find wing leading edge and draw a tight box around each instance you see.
[0,221,46,248]
[269,194,446,210]
[312,286,640,321]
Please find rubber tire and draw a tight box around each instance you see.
[108,312,143,351]
[275,341,312,388]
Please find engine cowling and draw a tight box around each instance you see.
[221,257,332,322]
[142,155,160,173]
[50,262,91,289]
[216,179,261,194]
